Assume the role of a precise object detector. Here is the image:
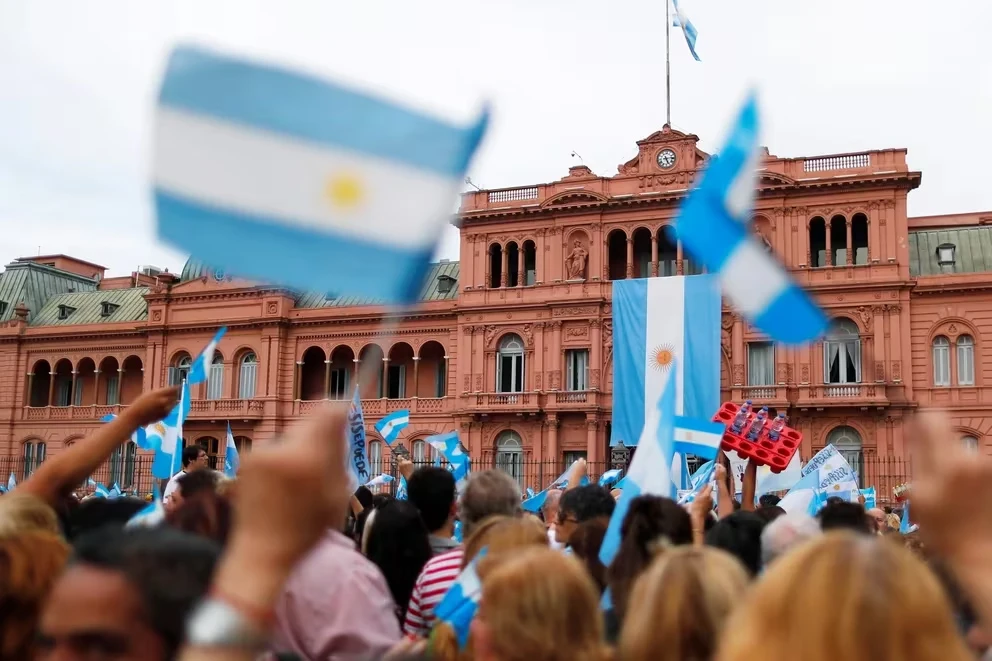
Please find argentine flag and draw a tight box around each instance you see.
[598,469,623,489]
[521,460,588,513]
[673,416,725,460]
[223,422,239,478]
[365,474,395,489]
[7,472,15,491]
[153,46,488,302]
[101,414,153,451]
[347,387,371,489]
[188,327,227,385]
[779,444,859,515]
[374,410,410,445]
[150,381,191,479]
[434,549,486,647]
[601,365,679,567]
[127,495,166,529]
[611,276,720,448]
[674,93,827,345]
[671,0,701,61]
[89,479,111,499]
[396,476,408,500]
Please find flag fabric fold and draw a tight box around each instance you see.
[365,474,395,489]
[375,410,410,445]
[434,549,487,647]
[224,422,240,478]
[150,381,191,479]
[347,387,371,490]
[673,416,725,460]
[188,327,227,385]
[779,445,859,516]
[671,0,701,61]
[598,469,623,489]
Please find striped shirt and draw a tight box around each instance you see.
[403,548,464,637]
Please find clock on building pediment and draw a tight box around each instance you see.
[656,148,677,170]
[615,124,705,177]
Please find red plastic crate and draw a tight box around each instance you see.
[712,402,801,473]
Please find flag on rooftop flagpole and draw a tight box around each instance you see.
[153,45,488,301]
[375,410,410,445]
[674,92,827,345]
[671,0,701,61]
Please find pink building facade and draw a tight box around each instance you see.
[1,124,991,494]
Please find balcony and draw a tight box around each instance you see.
[796,383,889,409]
[23,404,130,421]
[729,385,790,409]
[464,392,542,415]
[547,390,603,410]
[291,397,451,417]
[188,399,265,419]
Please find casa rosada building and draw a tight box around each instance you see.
[2,124,991,495]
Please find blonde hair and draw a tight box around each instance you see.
[477,547,610,661]
[0,531,70,659]
[620,546,749,661]
[716,532,973,661]
[0,494,61,538]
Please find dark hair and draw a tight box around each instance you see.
[364,500,433,621]
[181,445,204,468]
[166,490,233,547]
[559,485,615,524]
[569,516,610,594]
[755,505,786,524]
[71,526,220,660]
[817,500,873,535]
[407,467,456,533]
[608,496,693,623]
[758,494,781,508]
[177,470,219,499]
[64,497,148,541]
[704,511,766,576]
[354,486,374,511]
[372,493,395,510]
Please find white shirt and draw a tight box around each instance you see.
[163,470,187,501]
[547,525,564,551]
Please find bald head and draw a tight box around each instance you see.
[867,508,886,533]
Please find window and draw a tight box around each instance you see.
[55,378,72,407]
[234,437,252,455]
[73,380,83,406]
[747,342,774,386]
[387,363,406,399]
[809,217,827,267]
[109,442,136,487]
[495,431,524,487]
[562,450,587,471]
[826,426,863,484]
[207,356,224,400]
[489,244,503,288]
[239,353,257,399]
[962,435,980,453]
[824,319,861,384]
[57,305,76,320]
[957,335,975,386]
[435,360,447,397]
[105,372,120,405]
[0,301,7,317]
[497,334,525,393]
[412,440,439,466]
[329,368,348,400]
[932,336,951,386]
[22,442,45,478]
[169,356,192,386]
[565,350,589,391]
[369,441,383,476]
[100,302,119,317]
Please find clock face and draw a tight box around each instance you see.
[212,268,226,282]
[657,148,677,170]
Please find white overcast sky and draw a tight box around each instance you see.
[0,0,988,276]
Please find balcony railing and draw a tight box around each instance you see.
[188,399,265,418]
[24,404,130,420]
[292,397,451,416]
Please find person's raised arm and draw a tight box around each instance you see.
[740,458,758,512]
[19,386,178,507]
[715,462,734,519]
[566,457,587,491]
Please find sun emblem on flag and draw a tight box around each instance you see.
[325,173,364,209]
[650,344,676,372]
[153,422,166,436]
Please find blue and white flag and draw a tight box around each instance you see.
[109,483,123,499]
[188,327,227,385]
[601,365,679,567]
[150,381,191,479]
[598,469,623,489]
[453,519,463,543]
[223,422,239,479]
[900,501,918,534]
[347,387,371,489]
[435,549,486,647]
[100,414,153,450]
[426,431,467,468]
[674,93,827,345]
[521,460,588,513]
[525,486,536,498]
[673,416,725,460]
[690,460,715,488]
[396,476,408,500]
[678,459,717,505]
[365,474,395,489]
[88,479,110,499]
[127,495,166,528]
[611,276,721,448]
[755,453,802,496]
[779,444,859,516]
[153,46,488,302]
[6,472,15,492]
[860,487,877,510]
[671,0,701,61]
[374,410,410,445]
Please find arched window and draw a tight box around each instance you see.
[497,334,525,393]
[809,217,827,267]
[826,426,863,483]
[851,213,869,265]
[957,335,975,386]
[523,240,537,285]
[962,435,980,453]
[932,336,951,387]
[369,440,383,476]
[495,431,524,487]
[824,319,860,385]
[22,441,46,479]
[170,355,192,386]
[489,244,503,288]
[239,353,257,399]
[830,215,848,266]
[109,442,137,488]
[506,242,519,287]
[207,354,224,400]
[234,436,252,454]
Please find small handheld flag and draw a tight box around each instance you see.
[347,387,371,489]
[6,472,15,492]
[150,381,191,479]
[396,476,408,500]
[598,469,623,489]
[224,422,240,478]
[434,549,486,647]
[374,410,410,446]
[365,474,396,489]
[188,327,227,385]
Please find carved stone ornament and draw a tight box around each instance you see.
[463,374,472,391]
[875,361,885,381]
[590,369,601,388]
[801,364,810,383]
[610,442,631,470]
[484,325,498,347]
[892,361,902,381]
[152,310,162,322]
[732,365,744,386]
[474,375,483,391]
[857,306,873,333]
[266,301,278,315]
[564,239,588,280]
[565,326,589,338]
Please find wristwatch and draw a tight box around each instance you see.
[186,597,271,650]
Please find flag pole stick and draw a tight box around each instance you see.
[665,0,672,126]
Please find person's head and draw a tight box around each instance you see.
[0,493,61,538]
[181,444,208,471]
[459,471,521,538]
[372,493,394,510]
[38,526,220,661]
[758,494,781,508]
[364,500,433,620]
[541,489,562,528]
[704,511,766,576]
[407,467,457,535]
[885,512,901,532]
[568,516,611,593]
[716,532,974,661]
[620,546,749,661]
[165,489,232,548]
[64,497,149,541]
[463,516,549,568]
[472,548,609,661]
[556,485,615,546]
[760,512,822,567]
[0,531,70,660]
[754,504,786,524]
[817,500,873,535]
[607,495,693,622]
[354,485,374,511]
[867,508,887,533]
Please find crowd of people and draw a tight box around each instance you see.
[1,384,992,661]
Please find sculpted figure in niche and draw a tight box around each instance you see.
[565,240,588,280]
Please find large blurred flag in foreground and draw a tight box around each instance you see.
[611,276,720,448]
[674,93,827,345]
[153,45,489,301]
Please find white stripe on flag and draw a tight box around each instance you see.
[645,277,686,416]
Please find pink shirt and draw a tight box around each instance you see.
[270,530,401,660]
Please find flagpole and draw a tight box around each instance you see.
[665,0,672,126]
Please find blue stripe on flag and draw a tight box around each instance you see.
[157,192,434,303]
[682,275,721,420]
[159,46,489,178]
[610,279,647,448]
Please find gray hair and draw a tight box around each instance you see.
[459,471,522,537]
[760,512,822,567]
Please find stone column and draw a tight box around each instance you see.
[352,358,360,392]
[324,359,332,399]
[25,372,34,407]
[501,249,509,288]
[294,361,303,400]
[625,238,634,279]
[586,415,598,462]
[551,321,563,390]
[412,356,420,398]
[71,370,78,406]
[846,220,854,265]
[94,370,101,405]
[590,320,602,391]
[382,358,390,398]
[650,238,659,277]
[443,355,450,397]
[825,225,833,266]
[731,315,745,386]
[517,261,525,288]
[676,241,685,275]
[47,371,55,407]
[117,368,125,405]
[548,415,559,467]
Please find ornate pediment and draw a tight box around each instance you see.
[616,124,706,177]
[540,189,610,208]
[758,170,797,187]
